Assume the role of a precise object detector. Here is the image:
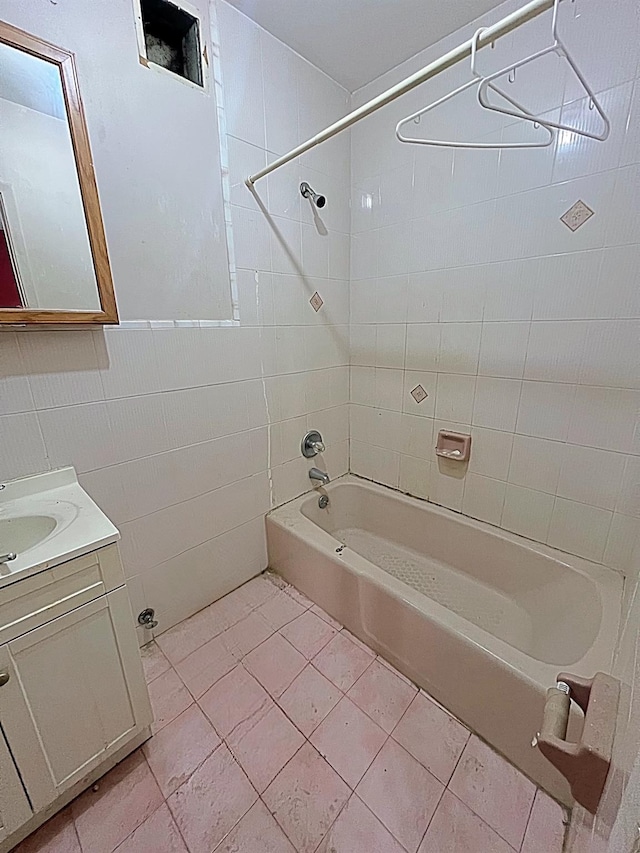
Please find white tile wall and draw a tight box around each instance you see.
[0,0,350,634]
[1,0,638,644]
[349,0,640,574]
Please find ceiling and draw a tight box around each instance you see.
[224,0,508,91]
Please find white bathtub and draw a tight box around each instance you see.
[267,474,623,805]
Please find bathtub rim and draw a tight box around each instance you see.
[268,473,623,691]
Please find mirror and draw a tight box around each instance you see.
[0,23,118,324]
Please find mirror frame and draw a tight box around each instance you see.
[0,22,118,325]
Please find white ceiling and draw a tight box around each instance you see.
[224,0,508,91]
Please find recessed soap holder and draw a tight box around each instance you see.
[435,430,471,462]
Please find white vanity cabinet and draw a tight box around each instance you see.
[0,732,32,843]
[0,544,152,852]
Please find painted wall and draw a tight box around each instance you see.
[2,0,234,322]
[348,0,640,574]
[0,0,350,635]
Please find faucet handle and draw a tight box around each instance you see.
[301,430,325,458]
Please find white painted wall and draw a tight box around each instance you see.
[0,96,99,310]
[2,0,232,322]
[0,0,350,635]
[348,0,640,575]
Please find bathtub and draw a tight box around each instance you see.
[267,474,623,805]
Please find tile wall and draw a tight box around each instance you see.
[2,0,637,645]
[349,0,640,572]
[0,0,350,634]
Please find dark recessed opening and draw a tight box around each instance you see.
[140,0,203,86]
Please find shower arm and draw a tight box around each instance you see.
[245,0,569,188]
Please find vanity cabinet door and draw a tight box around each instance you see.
[0,726,32,844]
[0,588,152,811]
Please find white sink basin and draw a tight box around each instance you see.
[0,467,119,588]
[0,515,57,555]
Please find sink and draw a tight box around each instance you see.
[0,515,57,555]
[0,467,119,587]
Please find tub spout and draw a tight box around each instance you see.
[309,467,330,486]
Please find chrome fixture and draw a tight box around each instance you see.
[301,430,325,458]
[0,553,16,564]
[318,494,329,509]
[138,607,158,630]
[300,182,326,208]
[246,0,608,188]
[309,467,330,486]
[0,671,10,687]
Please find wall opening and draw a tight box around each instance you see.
[139,0,203,86]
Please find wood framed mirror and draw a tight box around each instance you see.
[0,22,118,324]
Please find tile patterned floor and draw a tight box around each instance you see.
[15,573,568,853]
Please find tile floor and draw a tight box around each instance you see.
[15,573,568,853]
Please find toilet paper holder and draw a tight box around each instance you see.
[534,672,619,813]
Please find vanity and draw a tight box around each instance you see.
[0,468,152,852]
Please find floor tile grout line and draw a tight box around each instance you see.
[154,583,551,853]
[219,688,309,783]
[257,739,339,852]
[156,581,309,670]
[257,788,304,853]
[444,765,530,852]
[518,786,540,852]
[66,575,564,853]
[444,726,473,785]
[442,787,521,852]
[313,718,391,796]
[189,762,260,853]
[414,774,448,853]
[197,663,272,743]
[247,601,430,750]
[278,610,339,660]
[351,789,417,853]
[343,659,419,735]
[155,606,264,666]
[141,643,172,687]
[366,735,451,852]
[113,797,185,853]
[384,694,471,786]
[172,601,313,699]
[148,666,196,735]
[308,785,354,853]
[69,806,85,853]
[209,666,390,852]
[84,751,165,853]
[205,652,339,756]
[144,711,224,800]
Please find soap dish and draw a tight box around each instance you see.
[435,430,471,462]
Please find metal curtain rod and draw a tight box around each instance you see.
[246,0,561,187]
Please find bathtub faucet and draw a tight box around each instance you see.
[309,467,330,486]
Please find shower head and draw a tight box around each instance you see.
[300,181,326,208]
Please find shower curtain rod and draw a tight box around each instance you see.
[246,0,562,187]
